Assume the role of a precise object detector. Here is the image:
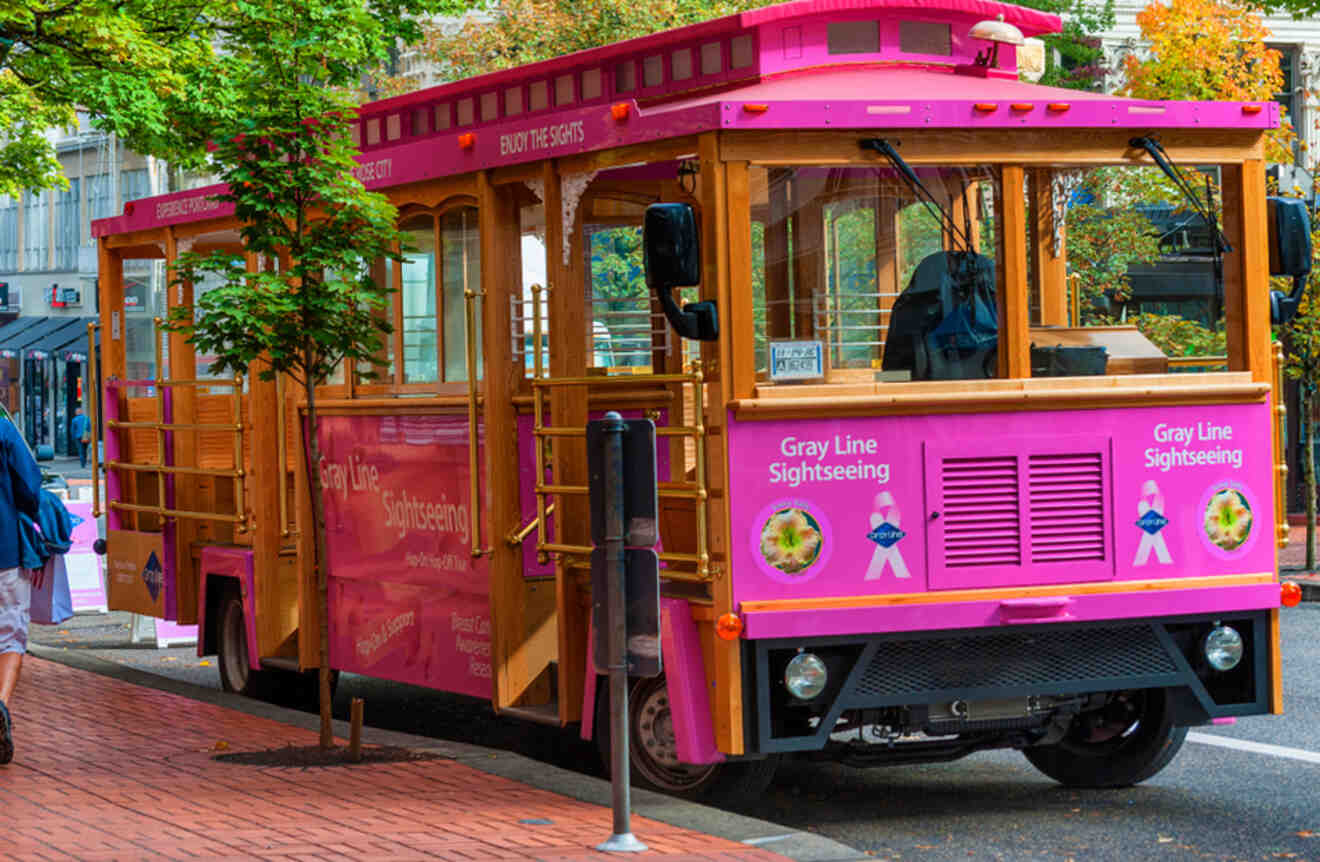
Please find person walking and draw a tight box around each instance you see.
[71,406,91,470]
[0,414,45,764]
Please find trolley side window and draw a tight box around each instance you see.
[750,164,1000,384]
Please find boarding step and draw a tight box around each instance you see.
[499,702,562,726]
[259,657,302,673]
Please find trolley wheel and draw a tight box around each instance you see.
[596,674,779,805]
[217,594,276,698]
[1023,687,1187,788]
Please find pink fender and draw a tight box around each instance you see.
[580,597,724,766]
[198,546,259,670]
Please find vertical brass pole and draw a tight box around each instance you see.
[465,286,487,557]
[153,318,166,527]
[232,374,245,533]
[276,374,289,537]
[88,323,102,518]
[692,371,709,580]
[532,284,547,556]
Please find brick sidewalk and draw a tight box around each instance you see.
[2,658,786,862]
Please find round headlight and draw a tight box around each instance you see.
[1204,625,1244,671]
[784,652,828,700]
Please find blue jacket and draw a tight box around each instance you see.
[71,413,91,441]
[0,419,41,570]
[18,489,74,570]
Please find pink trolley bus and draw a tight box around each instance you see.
[92,0,1304,801]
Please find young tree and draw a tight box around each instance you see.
[425,0,773,79]
[167,0,457,750]
[0,0,223,196]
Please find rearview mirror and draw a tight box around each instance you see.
[1268,196,1313,325]
[644,203,718,342]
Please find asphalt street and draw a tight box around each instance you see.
[31,606,1320,861]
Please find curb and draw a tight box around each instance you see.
[27,644,868,862]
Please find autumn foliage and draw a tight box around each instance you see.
[1121,0,1294,161]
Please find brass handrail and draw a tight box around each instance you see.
[1273,342,1289,549]
[106,420,242,432]
[507,502,556,547]
[105,461,243,478]
[1167,355,1229,368]
[102,317,248,533]
[465,285,490,558]
[277,374,289,537]
[108,500,246,524]
[530,363,712,582]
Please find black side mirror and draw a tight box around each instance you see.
[643,203,718,341]
[1268,196,1313,325]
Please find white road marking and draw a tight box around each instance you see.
[743,834,796,846]
[1188,730,1320,765]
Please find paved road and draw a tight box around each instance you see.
[33,607,1320,860]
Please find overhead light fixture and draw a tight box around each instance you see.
[969,14,1024,70]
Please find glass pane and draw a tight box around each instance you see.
[442,207,481,381]
[1031,164,1226,378]
[401,216,438,383]
[356,255,395,384]
[589,225,654,373]
[750,164,1001,384]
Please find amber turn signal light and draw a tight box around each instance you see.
[610,102,631,121]
[1281,581,1303,607]
[973,102,998,112]
[458,132,476,150]
[743,103,769,114]
[716,612,744,640]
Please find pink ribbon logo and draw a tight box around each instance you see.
[1134,479,1172,566]
[865,491,911,580]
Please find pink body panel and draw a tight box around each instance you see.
[316,412,492,699]
[198,545,258,667]
[579,598,724,766]
[742,582,1280,639]
[728,402,1276,621]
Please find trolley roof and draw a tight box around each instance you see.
[93,0,1279,238]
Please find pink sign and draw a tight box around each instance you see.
[317,413,491,699]
[64,501,107,614]
[727,402,1275,606]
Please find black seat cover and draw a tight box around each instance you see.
[881,250,996,378]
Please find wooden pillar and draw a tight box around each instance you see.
[98,241,126,381]
[765,168,792,340]
[1029,169,1068,327]
[545,160,590,720]
[875,195,900,358]
[698,132,743,755]
[1221,159,1272,383]
[727,161,756,400]
[995,166,1030,379]
[790,180,823,339]
[479,172,541,712]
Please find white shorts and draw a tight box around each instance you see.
[0,567,30,655]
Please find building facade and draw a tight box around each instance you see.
[0,119,173,456]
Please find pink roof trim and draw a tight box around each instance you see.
[364,0,1061,115]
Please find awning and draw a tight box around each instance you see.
[0,317,50,358]
[25,317,97,361]
[0,316,100,361]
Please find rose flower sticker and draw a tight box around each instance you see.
[1203,487,1253,551]
[760,507,824,575]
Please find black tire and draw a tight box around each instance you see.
[596,674,779,805]
[1023,688,1188,788]
[217,594,277,698]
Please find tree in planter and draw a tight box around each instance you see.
[163,0,450,750]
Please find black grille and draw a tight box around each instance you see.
[852,626,1177,699]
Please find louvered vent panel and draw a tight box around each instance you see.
[1028,452,1105,563]
[941,456,1020,568]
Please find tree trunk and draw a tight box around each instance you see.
[301,365,335,749]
